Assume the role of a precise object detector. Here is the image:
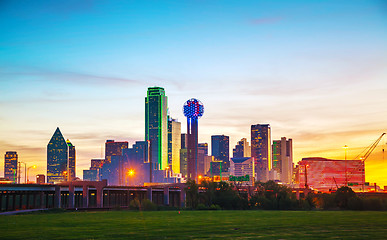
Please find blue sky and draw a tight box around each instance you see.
[0,0,386,185]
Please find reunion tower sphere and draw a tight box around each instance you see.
[183,98,204,119]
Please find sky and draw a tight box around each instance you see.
[0,0,386,186]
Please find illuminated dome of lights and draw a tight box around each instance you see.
[183,98,204,119]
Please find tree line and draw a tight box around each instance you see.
[185,180,387,211]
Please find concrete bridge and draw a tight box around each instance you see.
[0,181,186,212]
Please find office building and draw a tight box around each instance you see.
[103,140,127,184]
[251,124,271,182]
[83,170,98,181]
[66,139,76,181]
[122,141,150,185]
[197,149,206,177]
[168,118,181,174]
[47,127,69,184]
[180,133,188,177]
[204,155,214,176]
[198,143,209,156]
[297,157,364,192]
[91,159,104,170]
[101,155,122,185]
[36,174,45,184]
[183,98,204,180]
[272,137,293,184]
[145,87,168,171]
[180,148,188,177]
[181,133,188,149]
[105,140,128,164]
[211,135,230,172]
[233,138,251,158]
[230,157,255,186]
[210,160,223,177]
[197,143,208,176]
[4,151,18,183]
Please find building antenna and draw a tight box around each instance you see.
[101,145,103,159]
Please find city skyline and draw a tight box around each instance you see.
[0,1,386,186]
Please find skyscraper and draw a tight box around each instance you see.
[197,143,208,176]
[122,141,150,185]
[105,140,128,164]
[180,133,188,178]
[198,143,209,156]
[180,148,188,177]
[168,118,181,174]
[91,159,105,170]
[4,151,18,183]
[272,137,293,184]
[47,127,68,183]
[251,124,271,182]
[183,98,204,180]
[211,135,230,172]
[233,138,251,158]
[145,87,168,171]
[66,139,76,181]
[102,140,128,184]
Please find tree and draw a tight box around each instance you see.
[185,179,199,209]
[250,180,297,210]
[334,186,356,209]
[200,180,217,207]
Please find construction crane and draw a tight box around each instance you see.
[355,133,386,161]
[353,133,386,192]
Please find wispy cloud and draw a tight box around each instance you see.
[0,66,142,86]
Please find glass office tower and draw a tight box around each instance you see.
[145,87,168,171]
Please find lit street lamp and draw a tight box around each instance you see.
[127,169,135,186]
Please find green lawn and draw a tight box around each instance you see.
[1,210,386,239]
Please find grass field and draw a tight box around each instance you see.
[1,210,386,239]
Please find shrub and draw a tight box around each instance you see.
[249,195,272,210]
[363,198,383,211]
[196,203,207,210]
[129,199,141,210]
[347,197,363,210]
[209,204,221,210]
[142,199,157,211]
[320,193,336,210]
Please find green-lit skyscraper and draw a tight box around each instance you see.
[145,87,168,171]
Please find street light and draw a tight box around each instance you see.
[27,165,36,183]
[304,164,309,189]
[127,169,135,186]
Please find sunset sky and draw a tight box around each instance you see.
[1,1,386,186]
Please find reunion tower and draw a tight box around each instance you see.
[183,98,204,180]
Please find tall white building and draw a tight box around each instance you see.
[168,118,181,175]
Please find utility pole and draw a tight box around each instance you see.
[343,145,348,186]
[18,162,20,183]
[304,164,308,189]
